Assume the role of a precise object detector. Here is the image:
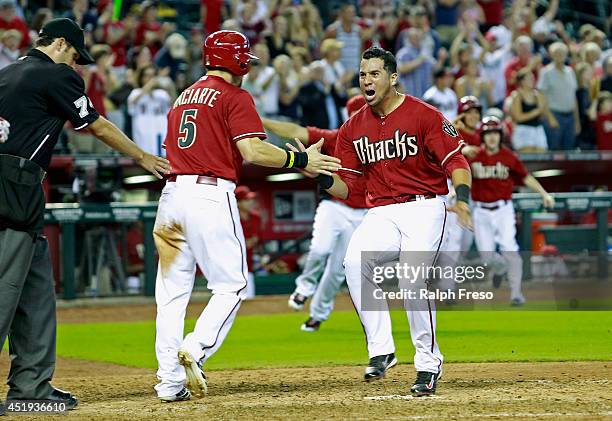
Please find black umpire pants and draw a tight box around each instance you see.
[0,229,56,399]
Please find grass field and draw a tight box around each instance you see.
[55,310,612,370]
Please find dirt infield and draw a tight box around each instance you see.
[0,357,610,420]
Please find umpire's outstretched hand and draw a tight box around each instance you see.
[137,153,172,179]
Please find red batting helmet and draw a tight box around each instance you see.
[203,30,258,76]
[479,116,503,138]
[458,95,482,115]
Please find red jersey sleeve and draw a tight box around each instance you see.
[307,126,339,155]
[227,90,267,142]
[509,150,528,180]
[422,110,468,173]
[335,122,364,197]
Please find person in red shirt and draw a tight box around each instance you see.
[453,95,482,147]
[263,95,368,333]
[593,92,612,150]
[0,0,30,49]
[134,1,162,57]
[298,47,472,396]
[236,185,261,299]
[467,116,554,306]
[153,30,340,402]
[503,35,541,96]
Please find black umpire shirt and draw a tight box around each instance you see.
[0,49,99,170]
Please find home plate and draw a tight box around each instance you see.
[364,395,444,401]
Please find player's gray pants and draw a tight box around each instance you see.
[294,200,366,321]
[0,229,56,399]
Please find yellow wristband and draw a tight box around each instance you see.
[287,151,295,168]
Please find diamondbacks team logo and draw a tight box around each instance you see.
[352,129,418,165]
[442,120,458,138]
[471,162,510,179]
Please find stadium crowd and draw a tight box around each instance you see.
[0,0,611,152]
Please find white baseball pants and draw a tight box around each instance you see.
[153,176,248,397]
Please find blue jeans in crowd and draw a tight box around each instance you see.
[544,111,576,150]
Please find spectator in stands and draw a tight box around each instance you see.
[510,68,555,152]
[477,0,503,31]
[0,0,29,49]
[423,67,458,120]
[265,14,290,59]
[575,62,596,149]
[99,1,135,78]
[455,57,493,109]
[187,27,204,84]
[320,38,353,102]
[201,0,223,35]
[581,42,603,78]
[297,2,324,51]
[237,0,268,46]
[537,42,579,150]
[0,28,21,70]
[273,54,300,120]
[407,5,442,60]
[63,0,97,41]
[591,91,612,150]
[298,60,338,129]
[434,0,460,47]
[324,4,363,76]
[155,32,188,84]
[243,43,280,117]
[28,7,52,44]
[601,56,612,94]
[459,0,485,26]
[480,31,512,108]
[84,45,117,119]
[504,35,541,96]
[134,1,163,57]
[127,65,174,156]
[396,28,437,99]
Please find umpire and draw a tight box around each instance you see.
[0,18,170,409]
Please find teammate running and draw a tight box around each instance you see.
[292,47,472,396]
[153,30,340,401]
[467,116,555,305]
[263,95,367,332]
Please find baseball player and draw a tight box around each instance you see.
[153,30,340,402]
[0,18,169,409]
[464,116,555,305]
[262,95,367,332]
[293,47,472,396]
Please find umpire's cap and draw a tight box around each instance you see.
[39,18,94,65]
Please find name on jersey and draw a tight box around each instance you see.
[173,87,221,109]
[471,162,510,179]
[352,129,418,165]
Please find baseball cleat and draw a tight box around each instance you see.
[364,353,397,381]
[300,317,321,332]
[492,273,505,289]
[288,292,307,311]
[159,387,191,402]
[511,296,526,307]
[411,371,440,396]
[177,349,208,398]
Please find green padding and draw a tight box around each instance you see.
[254,273,298,295]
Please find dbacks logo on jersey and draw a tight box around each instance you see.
[471,162,510,179]
[442,120,459,138]
[352,129,419,165]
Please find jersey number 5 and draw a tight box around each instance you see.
[178,109,198,149]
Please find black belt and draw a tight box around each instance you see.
[0,154,46,184]
[479,200,508,211]
[167,175,218,186]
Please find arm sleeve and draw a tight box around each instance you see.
[511,152,529,179]
[47,66,100,130]
[307,127,339,154]
[335,123,364,195]
[227,90,267,142]
[423,109,468,173]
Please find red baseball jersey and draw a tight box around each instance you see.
[469,146,528,202]
[459,127,481,147]
[307,126,367,209]
[335,95,468,207]
[164,75,267,182]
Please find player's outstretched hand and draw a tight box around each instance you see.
[137,153,172,179]
[447,201,473,230]
[295,138,341,176]
[542,193,555,209]
[286,140,318,178]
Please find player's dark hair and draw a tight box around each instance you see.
[34,35,57,48]
[362,47,397,75]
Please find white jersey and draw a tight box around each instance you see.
[127,88,171,156]
[422,86,458,121]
